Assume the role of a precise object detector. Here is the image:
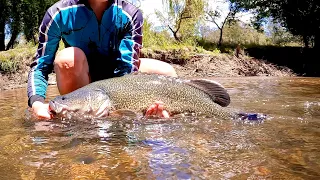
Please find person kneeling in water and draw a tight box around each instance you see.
[27,0,176,119]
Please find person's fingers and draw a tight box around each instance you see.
[162,110,170,119]
[33,103,53,120]
[36,109,52,120]
[145,104,157,116]
[156,103,164,116]
[45,103,51,110]
[145,101,170,119]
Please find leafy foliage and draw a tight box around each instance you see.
[21,0,57,42]
[198,21,270,52]
[230,0,320,48]
[1,0,309,54]
[204,0,240,47]
[0,42,36,73]
[266,19,303,47]
[142,16,196,49]
[0,0,58,51]
[156,0,205,42]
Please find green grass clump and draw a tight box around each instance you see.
[0,60,20,73]
[0,40,66,74]
[0,42,37,73]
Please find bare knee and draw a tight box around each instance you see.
[139,58,178,77]
[156,64,177,77]
[54,47,90,95]
[54,47,88,77]
[162,64,177,77]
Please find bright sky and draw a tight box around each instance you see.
[139,0,164,26]
[139,0,253,29]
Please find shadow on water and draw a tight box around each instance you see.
[0,77,319,179]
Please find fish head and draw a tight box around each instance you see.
[49,88,112,118]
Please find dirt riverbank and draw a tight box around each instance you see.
[0,48,295,91]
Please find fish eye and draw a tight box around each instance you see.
[62,97,66,100]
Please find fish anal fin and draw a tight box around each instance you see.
[186,79,230,107]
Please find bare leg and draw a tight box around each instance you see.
[54,47,90,95]
[139,58,177,77]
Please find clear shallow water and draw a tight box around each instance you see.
[0,77,319,179]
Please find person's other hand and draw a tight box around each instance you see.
[32,101,53,120]
[145,101,170,118]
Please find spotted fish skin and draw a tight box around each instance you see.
[49,73,236,119]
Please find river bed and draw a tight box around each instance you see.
[0,77,319,179]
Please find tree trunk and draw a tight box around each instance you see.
[168,25,181,42]
[32,34,38,44]
[0,1,5,51]
[173,31,181,42]
[5,30,18,50]
[5,0,21,50]
[218,28,223,47]
[0,20,5,51]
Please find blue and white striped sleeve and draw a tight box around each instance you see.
[27,7,61,107]
[114,5,143,76]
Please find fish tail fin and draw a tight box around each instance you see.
[237,113,267,121]
[186,79,230,107]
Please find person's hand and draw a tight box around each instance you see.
[145,101,170,118]
[32,101,53,120]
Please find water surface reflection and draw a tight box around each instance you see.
[0,77,319,179]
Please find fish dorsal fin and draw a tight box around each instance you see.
[186,79,230,107]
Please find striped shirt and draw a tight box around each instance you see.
[27,0,143,107]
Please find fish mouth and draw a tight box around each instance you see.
[49,99,111,118]
[49,100,69,115]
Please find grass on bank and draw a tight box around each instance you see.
[0,39,293,74]
[0,24,304,74]
[0,43,37,73]
[0,40,66,74]
[0,37,224,74]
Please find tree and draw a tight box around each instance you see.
[0,0,10,51]
[266,18,302,46]
[0,0,58,51]
[204,0,240,47]
[5,0,23,50]
[202,21,269,47]
[156,0,205,42]
[21,0,57,43]
[230,0,320,49]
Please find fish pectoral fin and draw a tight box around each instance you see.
[109,109,138,118]
[186,79,231,107]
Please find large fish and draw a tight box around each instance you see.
[49,73,262,120]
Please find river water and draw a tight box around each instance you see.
[0,77,319,179]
